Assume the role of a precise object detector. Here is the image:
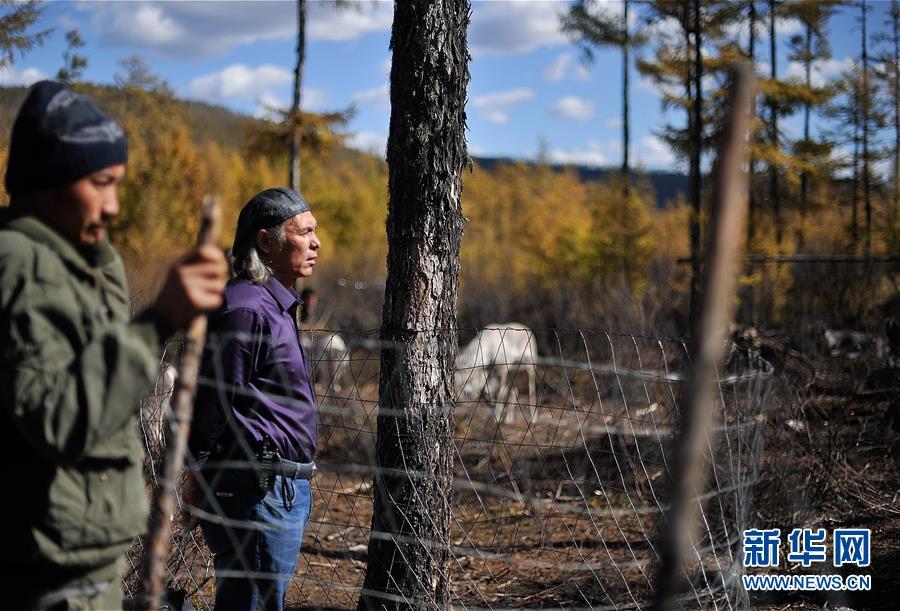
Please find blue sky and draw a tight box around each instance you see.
[0,1,890,172]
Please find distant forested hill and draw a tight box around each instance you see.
[0,86,687,208]
[473,157,688,208]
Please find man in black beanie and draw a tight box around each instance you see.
[0,80,228,609]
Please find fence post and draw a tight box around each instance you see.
[652,66,755,610]
[136,196,221,611]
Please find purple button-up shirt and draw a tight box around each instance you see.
[189,277,317,465]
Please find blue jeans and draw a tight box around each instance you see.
[200,473,312,611]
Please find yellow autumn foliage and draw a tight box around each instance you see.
[1,83,898,331]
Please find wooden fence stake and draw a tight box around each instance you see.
[136,196,222,611]
[652,66,755,610]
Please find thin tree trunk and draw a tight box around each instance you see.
[746,0,758,325]
[290,0,307,192]
[799,22,812,250]
[622,0,631,199]
[769,0,781,247]
[689,0,703,333]
[853,94,860,249]
[894,0,899,227]
[862,0,872,256]
[358,1,470,609]
[747,0,757,248]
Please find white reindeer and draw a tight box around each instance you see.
[455,322,538,423]
[141,364,177,457]
[303,331,353,392]
[823,328,886,360]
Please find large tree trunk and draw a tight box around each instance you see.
[358,1,470,610]
[290,0,306,191]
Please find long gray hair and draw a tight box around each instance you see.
[232,221,286,283]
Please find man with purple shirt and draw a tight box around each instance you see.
[188,187,320,611]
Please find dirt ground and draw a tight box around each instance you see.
[131,339,899,610]
[285,351,899,610]
[748,365,900,611]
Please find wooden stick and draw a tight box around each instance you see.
[652,66,755,610]
[136,196,222,611]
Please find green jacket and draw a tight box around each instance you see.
[0,215,169,587]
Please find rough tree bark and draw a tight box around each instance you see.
[357,1,470,610]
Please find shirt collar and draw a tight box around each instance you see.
[4,214,118,275]
[261,277,301,312]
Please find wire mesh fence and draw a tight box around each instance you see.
[124,326,773,610]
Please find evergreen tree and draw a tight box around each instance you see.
[861,0,873,255]
[875,0,900,236]
[747,0,759,246]
[561,0,646,193]
[782,0,840,248]
[114,54,171,95]
[636,0,742,328]
[768,0,782,246]
[290,0,358,192]
[56,28,86,84]
[0,0,49,68]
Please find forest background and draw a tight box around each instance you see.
[1,0,899,347]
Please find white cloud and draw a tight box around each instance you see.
[470,1,568,56]
[545,52,590,82]
[548,140,608,167]
[380,58,392,77]
[187,63,292,102]
[725,15,803,45]
[352,83,390,110]
[302,88,329,112]
[0,65,46,86]
[786,56,855,88]
[77,0,392,58]
[471,88,534,108]
[634,135,675,170]
[543,135,679,170]
[481,110,511,124]
[185,63,328,115]
[255,90,287,120]
[471,88,534,123]
[552,96,595,121]
[604,116,622,129]
[347,131,387,155]
[307,1,393,42]
[774,16,804,38]
[636,71,683,100]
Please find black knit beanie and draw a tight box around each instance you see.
[4,80,128,196]
[233,188,311,256]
